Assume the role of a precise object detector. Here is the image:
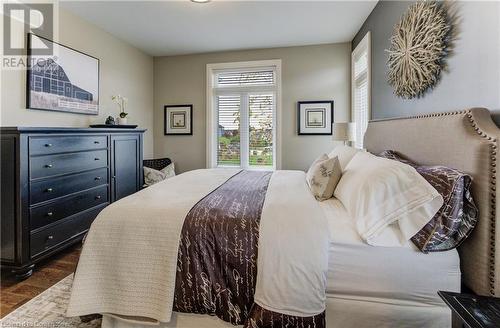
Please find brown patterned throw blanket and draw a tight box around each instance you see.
[174,170,325,327]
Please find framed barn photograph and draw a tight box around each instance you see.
[297,100,334,135]
[26,34,99,115]
[164,104,193,135]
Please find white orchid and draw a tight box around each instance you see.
[111,94,128,118]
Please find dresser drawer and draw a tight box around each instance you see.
[30,185,108,230]
[30,168,108,204]
[30,149,108,179]
[29,135,107,155]
[30,203,107,258]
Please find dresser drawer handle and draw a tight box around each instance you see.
[95,176,102,181]
[46,212,53,217]
[95,195,101,200]
[45,164,53,168]
[94,158,100,161]
[45,143,52,147]
[47,235,54,241]
[94,141,100,144]
[45,188,54,193]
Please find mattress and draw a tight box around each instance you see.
[321,198,461,307]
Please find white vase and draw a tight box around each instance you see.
[117,117,128,125]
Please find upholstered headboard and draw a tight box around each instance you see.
[365,108,500,296]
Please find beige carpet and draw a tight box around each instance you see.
[1,275,101,328]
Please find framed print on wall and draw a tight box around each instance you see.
[26,33,99,115]
[297,100,334,135]
[164,105,193,135]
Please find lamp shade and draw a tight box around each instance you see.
[332,122,356,142]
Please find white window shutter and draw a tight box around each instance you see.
[352,32,371,149]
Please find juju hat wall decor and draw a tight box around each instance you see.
[386,1,451,99]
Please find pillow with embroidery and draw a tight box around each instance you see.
[306,154,342,201]
[144,163,176,187]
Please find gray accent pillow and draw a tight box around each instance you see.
[306,154,342,201]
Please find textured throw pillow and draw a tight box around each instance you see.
[379,150,479,252]
[306,154,342,201]
[144,163,176,187]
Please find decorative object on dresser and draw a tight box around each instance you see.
[438,291,500,328]
[0,127,145,280]
[386,1,451,99]
[89,124,138,129]
[111,95,129,125]
[27,34,99,115]
[164,105,193,135]
[297,101,334,135]
[105,116,116,125]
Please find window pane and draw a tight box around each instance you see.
[354,52,368,78]
[354,78,368,149]
[217,95,241,166]
[216,70,274,87]
[249,94,273,168]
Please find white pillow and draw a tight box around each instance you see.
[334,151,443,247]
[328,145,360,171]
[144,163,176,186]
[306,154,342,201]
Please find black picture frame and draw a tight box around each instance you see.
[164,104,193,135]
[297,100,334,135]
[26,33,100,115]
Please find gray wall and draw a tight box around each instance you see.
[0,8,155,157]
[154,43,351,173]
[352,1,500,123]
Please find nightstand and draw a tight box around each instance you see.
[438,291,500,328]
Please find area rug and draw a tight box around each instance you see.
[1,275,101,328]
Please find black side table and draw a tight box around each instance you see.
[438,291,500,328]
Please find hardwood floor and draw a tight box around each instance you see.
[0,244,81,318]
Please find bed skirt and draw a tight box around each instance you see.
[101,296,451,328]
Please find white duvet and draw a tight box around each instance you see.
[256,170,330,316]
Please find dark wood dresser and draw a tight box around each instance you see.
[1,127,146,279]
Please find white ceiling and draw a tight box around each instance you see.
[61,1,377,57]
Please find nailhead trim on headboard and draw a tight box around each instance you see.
[468,115,498,296]
[369,109,471,122]
[370,109,498,295]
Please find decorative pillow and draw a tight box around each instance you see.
[162,162,176,179]
[379,150,479,252]
[306,154,342,201]
[328,145,360,171]
[144,163,176,187]
[334,151,443,247]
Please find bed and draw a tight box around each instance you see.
[67,108,500,327]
